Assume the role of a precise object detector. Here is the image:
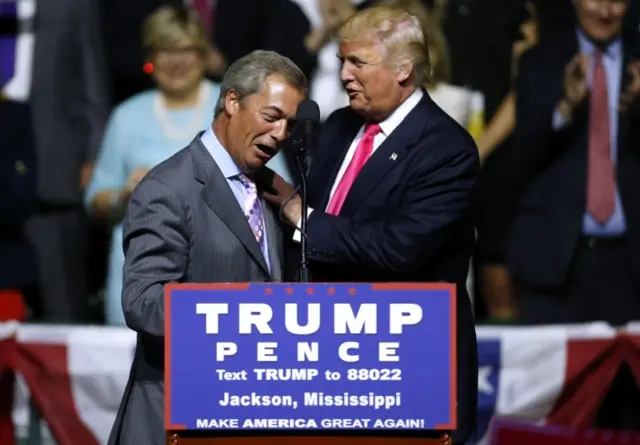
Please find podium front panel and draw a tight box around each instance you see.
[164,283,456,435]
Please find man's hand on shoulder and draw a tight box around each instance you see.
[260,168,302,225]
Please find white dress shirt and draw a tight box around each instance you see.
[2,0,35,101]
[294,89,424,241]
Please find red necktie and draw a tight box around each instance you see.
[326,122,381,215]
[586,51,615,224]
[191,0,212,37]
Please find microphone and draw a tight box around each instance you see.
[292,99,320,158]
[292,100,319,283]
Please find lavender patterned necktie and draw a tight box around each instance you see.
[237,174,265,247]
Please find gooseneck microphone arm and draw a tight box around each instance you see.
[295,154,310,283]
[291,100,320,283]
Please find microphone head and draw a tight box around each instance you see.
[296,99,320,125]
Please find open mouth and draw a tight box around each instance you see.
[255,144,276,160]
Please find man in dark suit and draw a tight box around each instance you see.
[107,50,306,445]
[0,97,38,311]
[0,96,38,444]
[1,0,110,322]
[265,7,479,444]
[508,0,640,325]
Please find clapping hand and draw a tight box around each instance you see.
[620,61,640,119]
[563,53,589,108]
[318,0,355,34]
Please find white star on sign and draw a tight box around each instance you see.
[478,366,495,395]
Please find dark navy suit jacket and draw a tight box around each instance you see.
[303,92,480,442]
[0,99,38,289]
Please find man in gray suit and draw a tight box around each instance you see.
[107,50,307,445]
[3,0,110,322]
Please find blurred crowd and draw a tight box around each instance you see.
[2,0,640,327]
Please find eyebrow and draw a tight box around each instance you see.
[337,53,367,64]
[264,106,283,114]
[264,105,297,120]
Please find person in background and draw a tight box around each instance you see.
[85,5,221,325]
[0,91,37,444]
[465,1,539,323]
[509,0,640,325]
[476,1,539,162]
[100,0,165,105]
[286,0,357,121]
[101,0,227,106]
[2,0,110,323]
[377,0,474,127]
[0,94,36,321]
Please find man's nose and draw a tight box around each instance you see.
[340,63,354,82]
[271,120,288,142]
[597,5,613,19]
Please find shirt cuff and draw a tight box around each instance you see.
[552,108,570,130]
[293,208,314,243]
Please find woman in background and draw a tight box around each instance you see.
[85,5,221,325]
[472,2,539,324]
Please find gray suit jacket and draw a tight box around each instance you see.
[108,136,284,445]
[32,0,110,203]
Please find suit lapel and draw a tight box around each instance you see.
[193,139,271,276]
[338,95,430,216]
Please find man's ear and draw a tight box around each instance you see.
[225,89,240,116]
[396,59,413,84]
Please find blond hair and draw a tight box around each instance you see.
[375,0,451,88]
[142,5,210,53]
[338,6,430,87]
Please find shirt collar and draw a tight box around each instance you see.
[378,89,424,136]
[576,28,622,59]
[200,126,242,180]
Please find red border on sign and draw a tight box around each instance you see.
[164,283,250,430]
[371,282,457,430]
[164,282,457,432]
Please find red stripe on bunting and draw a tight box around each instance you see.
[14,342,101,445]
[546,338,622,427]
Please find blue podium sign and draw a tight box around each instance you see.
[165,283,456,432]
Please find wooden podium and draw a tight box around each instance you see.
[165,283,457,445]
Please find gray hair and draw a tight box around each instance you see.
[214,50,308,117]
